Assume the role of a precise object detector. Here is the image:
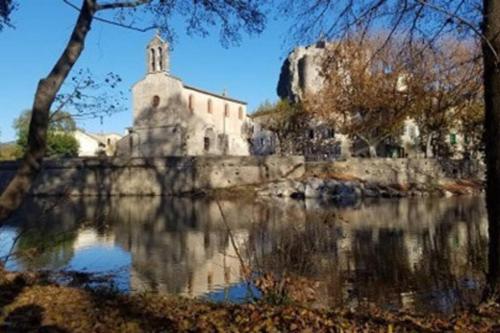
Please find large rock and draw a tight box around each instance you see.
[257,180,305,198]
[277,41,329,102]
[304,177,325,198]
[305,177,361,200]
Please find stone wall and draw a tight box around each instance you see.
[0,157,483,197]
[0,156,305,196]
[306,158,484,185]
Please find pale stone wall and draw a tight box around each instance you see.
[126,72,249,157]
[306,158,484,185]
[0,156,305,196]
[0,157,482,197]
[183,86,248,156]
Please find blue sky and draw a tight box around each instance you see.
[0,2,295,142]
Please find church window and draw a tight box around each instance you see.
[158,47,163,70]
[204,137,210,151]
[150,49,156,72]
[224,104,229,117]
[152,95,160,108]
[238,106,243,120]
[450,133,457,145]
[207,99,212,114]
[188,95,194,112]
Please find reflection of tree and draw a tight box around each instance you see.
[9,198,80,270]
[246,197,488,313]
[15,229,76,270]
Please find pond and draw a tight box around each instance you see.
[0,195,488,314]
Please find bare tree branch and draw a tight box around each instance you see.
[96,0,150,11]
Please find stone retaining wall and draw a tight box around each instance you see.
[0,156,305,196]
[305,158,484,186]
[0,157,483,197]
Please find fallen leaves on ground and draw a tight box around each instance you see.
[0,270,499,332]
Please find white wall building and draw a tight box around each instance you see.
[117,34,250,157]
[74,130,122,157]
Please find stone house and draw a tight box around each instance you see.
[249,110,352,160]
[116,34,250,157]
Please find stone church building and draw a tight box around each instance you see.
[117,34,250,157]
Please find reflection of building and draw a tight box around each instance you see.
[108,198,254,296]
[127,231,245,297]
[73,229,116,250]
[74,129,122,157]
[117,34,250,157]
[6,195,488,313]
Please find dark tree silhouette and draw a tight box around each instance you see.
[0,0,15,31]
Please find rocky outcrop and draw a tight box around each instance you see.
[256,180,305,198]
[256,176,482,203]
[253,158,484,202]
[277,41,329,102]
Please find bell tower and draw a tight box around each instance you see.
[146,32,169,74]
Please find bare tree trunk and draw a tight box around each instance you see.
[0,0,96,222]
[425,134,434,158]
[483,0,500,300]
[368,145,377,158]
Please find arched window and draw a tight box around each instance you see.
[207,99,212,114]
[158,47,163,70]
[188,95,194,112]
[152,95,160,108]
[224,104,229,118]
[238,106,243,120]
[150,48,156,72]
[204,137,210,151]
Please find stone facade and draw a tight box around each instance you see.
[117,34,250,157]
[249,111,352,160]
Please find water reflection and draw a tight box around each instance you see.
[0,195,488,313]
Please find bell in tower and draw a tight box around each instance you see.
[146,32,169,74]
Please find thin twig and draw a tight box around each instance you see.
[62,0,156,32]
[215,198,257,301]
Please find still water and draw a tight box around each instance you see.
[0,196,488,314]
